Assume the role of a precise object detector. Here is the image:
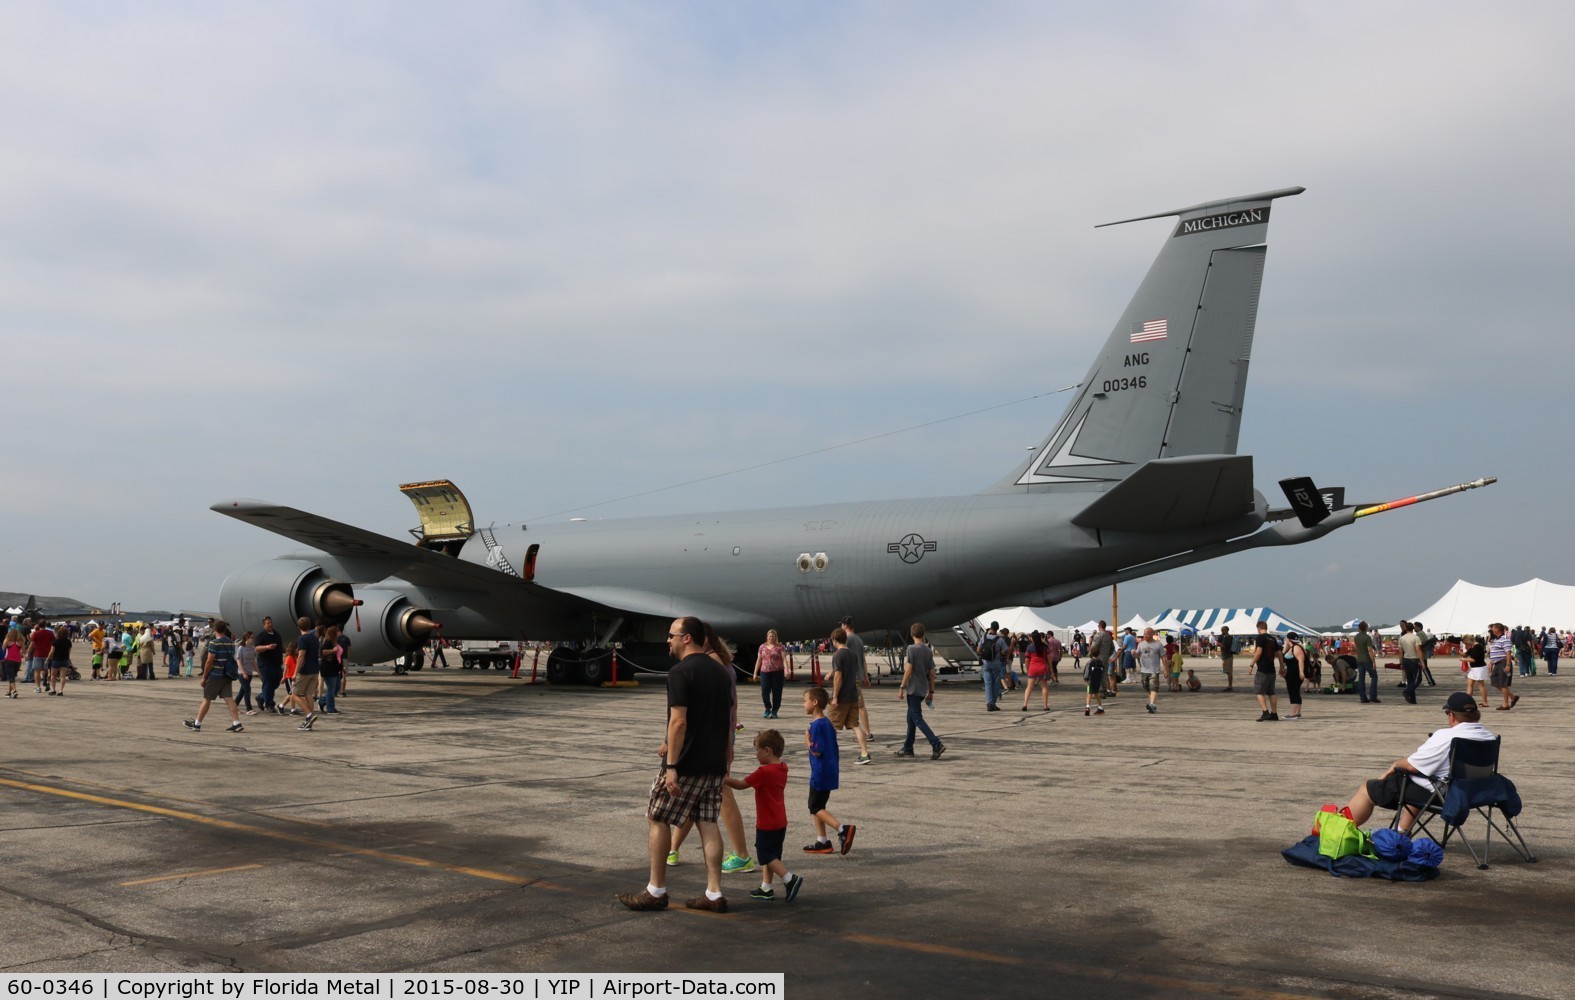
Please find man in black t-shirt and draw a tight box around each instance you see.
[1251,620,1281,722]
[254,617,285,714]
[619,616,734,915]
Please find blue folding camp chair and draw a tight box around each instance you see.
[1391,737,1536,869]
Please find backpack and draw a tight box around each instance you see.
[976,636,998,661]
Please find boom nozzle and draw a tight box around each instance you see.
[1354,476,1497,520]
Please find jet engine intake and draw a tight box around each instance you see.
[217,559,357,637]
[344,588,438,665]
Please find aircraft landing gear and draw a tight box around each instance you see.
[545,646,582,685]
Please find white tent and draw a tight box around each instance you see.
[1119,614,1153,632]
[1410,579,1575,634]
[977,606,1062,635]
[1148,606,1322,637]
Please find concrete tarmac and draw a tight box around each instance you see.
[0,661,1568,998]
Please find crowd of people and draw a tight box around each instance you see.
[7,600,1558,906]
[1,616,215,697]
[0,613,356,733]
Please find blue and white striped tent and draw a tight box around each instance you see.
[1147,607,1322,637]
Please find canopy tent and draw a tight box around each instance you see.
[976,606,1062,635]
[1409,579,1575,634]
[1119,614,1153,633]
[1147,606,1322,637]
[1070,620,1102,635]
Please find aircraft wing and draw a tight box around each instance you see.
[1070,455,1255,531]
[210,499,616,619]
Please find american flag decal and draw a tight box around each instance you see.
[1130,319,1167,343]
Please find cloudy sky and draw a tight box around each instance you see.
[2,2,1569,628]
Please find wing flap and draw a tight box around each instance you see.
[1070,455,1255,531]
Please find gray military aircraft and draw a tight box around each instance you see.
[213,186,1492,679]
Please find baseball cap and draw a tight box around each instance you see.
[1443,692,1477,714]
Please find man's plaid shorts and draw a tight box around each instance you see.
[647,771,724,826]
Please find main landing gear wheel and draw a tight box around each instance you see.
[581,648,613,685]
[546,647,585,685]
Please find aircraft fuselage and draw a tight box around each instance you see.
[425,491,1265,641]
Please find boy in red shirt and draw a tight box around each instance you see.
[725,730,804,903]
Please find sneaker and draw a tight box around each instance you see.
[1146,703,1157,714]
[893,748,916,757]
[226,722,244,733]
[182,719,200,731]
[665,850,680,867]
[1268,713,1279,721]
[1094,705,1104,715]
[985,704,1001,712]
[763,710,771,718]
[782,873,804,903]
[722,853,757,874]
[1256,711,1271,722]
[616,889,669,911]
[1084,706,1091,716]
[803,841,835,854]
[297,721,314,732]
[735,723,745,733]
[1284,714,1302,721]
[930,742,946,760]
[838,824,857,855]
[245,710,257,716]
[748,887,775,901]
[685,895,727,913]
[856,754,872,765]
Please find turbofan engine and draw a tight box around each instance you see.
[217,559,357,637]
[343,588,438,665]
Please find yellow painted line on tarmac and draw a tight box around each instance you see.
[0,775,1318,994]
[119,863,264,886]
[0,776,532,887]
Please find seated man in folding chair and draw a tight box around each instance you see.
[1341,692,1496,832]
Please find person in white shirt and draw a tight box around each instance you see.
[1342,692,1496,831]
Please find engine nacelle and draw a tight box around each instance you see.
[342,588,437,665]
[217,559,357,638]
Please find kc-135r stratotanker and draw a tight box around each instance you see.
[214,187,1493,678]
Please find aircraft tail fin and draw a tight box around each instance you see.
[988,186,1303,492]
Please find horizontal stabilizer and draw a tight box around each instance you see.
[1071,455,1255,531]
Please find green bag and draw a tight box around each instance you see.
[1315,812,1374,859]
